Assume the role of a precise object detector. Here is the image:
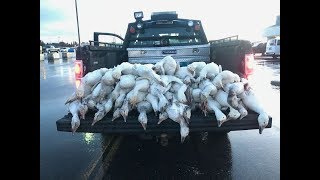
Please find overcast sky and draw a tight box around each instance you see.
[40,0,279,43]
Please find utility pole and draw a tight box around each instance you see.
[75,0,81,47]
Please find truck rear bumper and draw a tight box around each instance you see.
[56,110,272,135]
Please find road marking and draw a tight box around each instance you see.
[81,135,116,180]
[92,136,124,180]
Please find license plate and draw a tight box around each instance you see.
[162,50,177,54]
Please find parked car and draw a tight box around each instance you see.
[60,47,70,52]
[67,48,75,52]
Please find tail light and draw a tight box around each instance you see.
[243,53,254,78]
[129,26,136,33]
[75,60,83,80]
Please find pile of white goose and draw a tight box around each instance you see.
[65,56,269,142]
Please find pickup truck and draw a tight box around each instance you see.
[56,11,272,138]
[44,45,60,53]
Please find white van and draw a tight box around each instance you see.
[265,37,280,58]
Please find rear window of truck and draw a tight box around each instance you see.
[128,27,205,47]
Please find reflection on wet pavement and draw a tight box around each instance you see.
[98,134,232,179]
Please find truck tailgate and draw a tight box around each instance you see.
[56,110,272,134]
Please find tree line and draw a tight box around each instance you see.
[40,40,79,47]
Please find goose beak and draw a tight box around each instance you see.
[185,117,190,124]
[217,120,223,127]
[120,112,127,122]
[158,119,165,125]
[181,136,186,143]
[259,126,264,134]
[226,115,231,121]
[141,122,147,131]
[91,121,96,126]
[71,128,76,135]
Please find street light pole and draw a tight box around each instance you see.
[75,0,81,46]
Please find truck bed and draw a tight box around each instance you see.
[56,110,272,134]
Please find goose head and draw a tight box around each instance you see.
[71,115,80,134]
[112,108,121,121]
[112,68,122,80]
[87,100,96,110]
[183,106,191,124]
[238,106,248,120]
[79,103,88,119]
[92,111,105,126]
[258,112,269,134]
[227,93,240,109]
[226,108,241,120]
[180,120,189,143]
[158,112,169,124]
[183,76,192,85]
[138,112,148,130]
[120,100,130,122]
[216,114,227,127]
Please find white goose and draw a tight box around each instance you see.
[191,88,202,103]
[165,100,190,143]
[237,100,248,120]
[174,66,195,84]
[97,84,114,102]
[79,103,88,120]
[225,82,246,95]
[92,99,108,126]
[207,97,227,127]
[101,69,116,86]
[187,62,206,78]
[127,79,150,106]
[164,91,174,101]
[146,93,159,116]
[112,62,135,80]
[68,100,82,134]
[119,74,136,89]
[75,80,92,99]
[158,111,169,124]
[104,97,114,115]
[199,79,218,101]
[153,55,179,75]
[120,99,133,122]
[111,108,122,121]
[240,89,269,134]
[91,82,102,100]
[196,62,221,82]
[212,70,241,89]
[149,82,169,112]
[82,70,104,87]
[132,64,163,85]
[215,90,241,120]
[171,83,188,104]
[137,101,153,130]
[114,88,131,109]
[160,75,184,87]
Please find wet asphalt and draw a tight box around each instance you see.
[40,55,280,180]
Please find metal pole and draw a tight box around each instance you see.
[75,0,81,46]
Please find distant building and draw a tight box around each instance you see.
[263,15,280,40]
